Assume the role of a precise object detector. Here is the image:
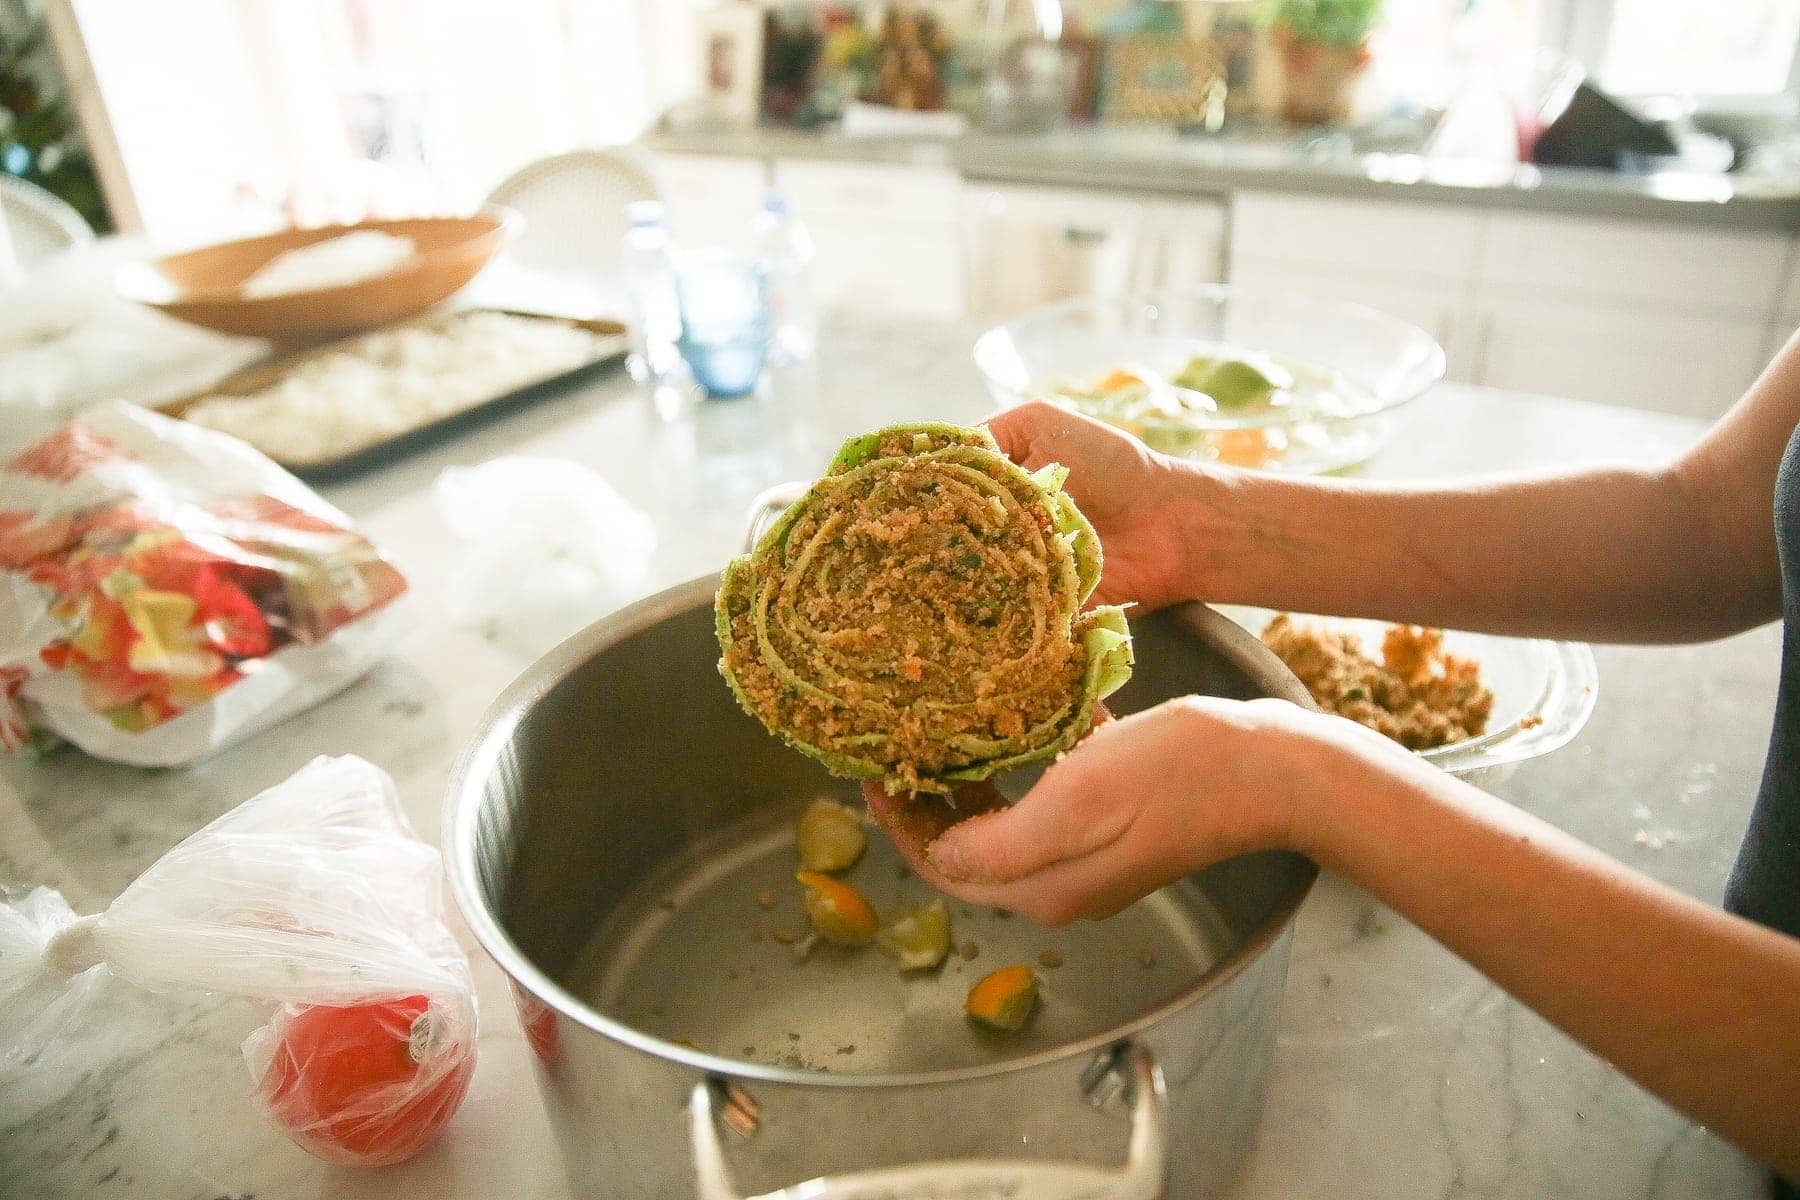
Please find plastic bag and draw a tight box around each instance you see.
[0,755,477,1167]
[0,401,409,765]
[0,240,266,454]
[435,455,655,655]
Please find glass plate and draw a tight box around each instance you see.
[1217,607,1598,777]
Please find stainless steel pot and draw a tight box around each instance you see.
[443,575,1318,1199]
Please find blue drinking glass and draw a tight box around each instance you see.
[675,252,771,398]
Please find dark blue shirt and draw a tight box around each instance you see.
[1725,420,1800,938]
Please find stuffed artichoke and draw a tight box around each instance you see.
[716,422,1133,793]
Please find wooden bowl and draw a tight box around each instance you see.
[115,209,520,341]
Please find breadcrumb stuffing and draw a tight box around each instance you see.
[720,433,1091,789]
[1260,614,1494,750]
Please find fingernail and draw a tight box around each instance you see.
[925,835,972,882]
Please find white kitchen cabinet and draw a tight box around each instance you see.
[961,184,1227,320]
[1230,189,1783,413]
[1471,293,1766,418]
[652,152,768,252]
[1229,190,1486,283]
[1771,320,1800,364]
[774,159,965,319]
[962,185,1152,320]
[776,159,964,229]
[806,224,964,318]
[1229,254,1477,382]
[1762,244,1800,362]
[1142,197,1230,289]
[1472,213,1786,417]
[1481,212,1788,317]
[1227,190,1483,382]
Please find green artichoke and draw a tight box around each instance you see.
[716,422,1133,793]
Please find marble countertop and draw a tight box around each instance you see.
[644,124,1800,232]
[0,316,1780,1198]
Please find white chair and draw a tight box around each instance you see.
[484,147,662,283]
[0,174,93,270]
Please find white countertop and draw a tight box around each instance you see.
[0,316,1779,1198]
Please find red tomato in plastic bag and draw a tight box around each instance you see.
[259,995,474,1166]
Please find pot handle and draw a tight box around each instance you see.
[740,481,809,554]
[689,1043,1167,1200]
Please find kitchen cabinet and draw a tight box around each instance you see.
[1231,190,1781,415]
[1472,213,1785,416]
[1227,190,1483,381]
[1480,212,1787,315]
[1145,196,1231,289]
[962,184,1226,320]
[1762,245,1800,362]
[1230,190,1487,281]
[774,159,965,320]
[649,152,967,319]
[804,223,965,319]
[1228,256,1476,382]
[653,152,769,252]
[1470,294,1766,417]
[962,184,1151,319]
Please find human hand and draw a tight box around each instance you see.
[985,400,1204,611]
[864,695,1409,925]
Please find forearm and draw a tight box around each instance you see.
[1165,460,1779,642]
[1297,745,1800,1174]
[901,692,1800,1169]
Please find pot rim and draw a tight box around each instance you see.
[443,573,1319,1089]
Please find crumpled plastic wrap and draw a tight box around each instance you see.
[0,402,409,765]
[0,241,266,454]
[435,455,655,655]
[0,755,477,1167]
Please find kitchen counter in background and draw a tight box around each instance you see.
[644,123,1800,231]
[0,315,1779,1199]
[639,127,1800,425]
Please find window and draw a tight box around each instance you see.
[1374,0,1800,102]
[1597,0,1800,95]
[59,0,673,242]
[1372,0,1547,108]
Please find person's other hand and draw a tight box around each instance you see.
[985,400,1203,611]
[864,696,1407,925]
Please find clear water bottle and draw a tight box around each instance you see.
[620,200,682,385]
[753,190,816,366]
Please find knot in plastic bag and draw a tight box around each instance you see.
[39,911,104,977]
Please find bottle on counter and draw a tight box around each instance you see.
[753,190,817,366]
[620,200,683,385]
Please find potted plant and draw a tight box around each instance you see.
[1264,0,1382,125]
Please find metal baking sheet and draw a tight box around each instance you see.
[158,308,628,483]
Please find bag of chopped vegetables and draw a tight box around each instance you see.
[0,402,408,765]
[0,756,477,1167]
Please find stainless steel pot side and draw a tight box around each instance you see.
[444,574,1319,1200]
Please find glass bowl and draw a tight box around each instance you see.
[972,285,1447,475]
[1217,607,1598,783]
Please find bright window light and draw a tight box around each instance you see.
[1600,0,1800,94]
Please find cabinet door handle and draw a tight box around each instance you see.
[1063,226,1109,246]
